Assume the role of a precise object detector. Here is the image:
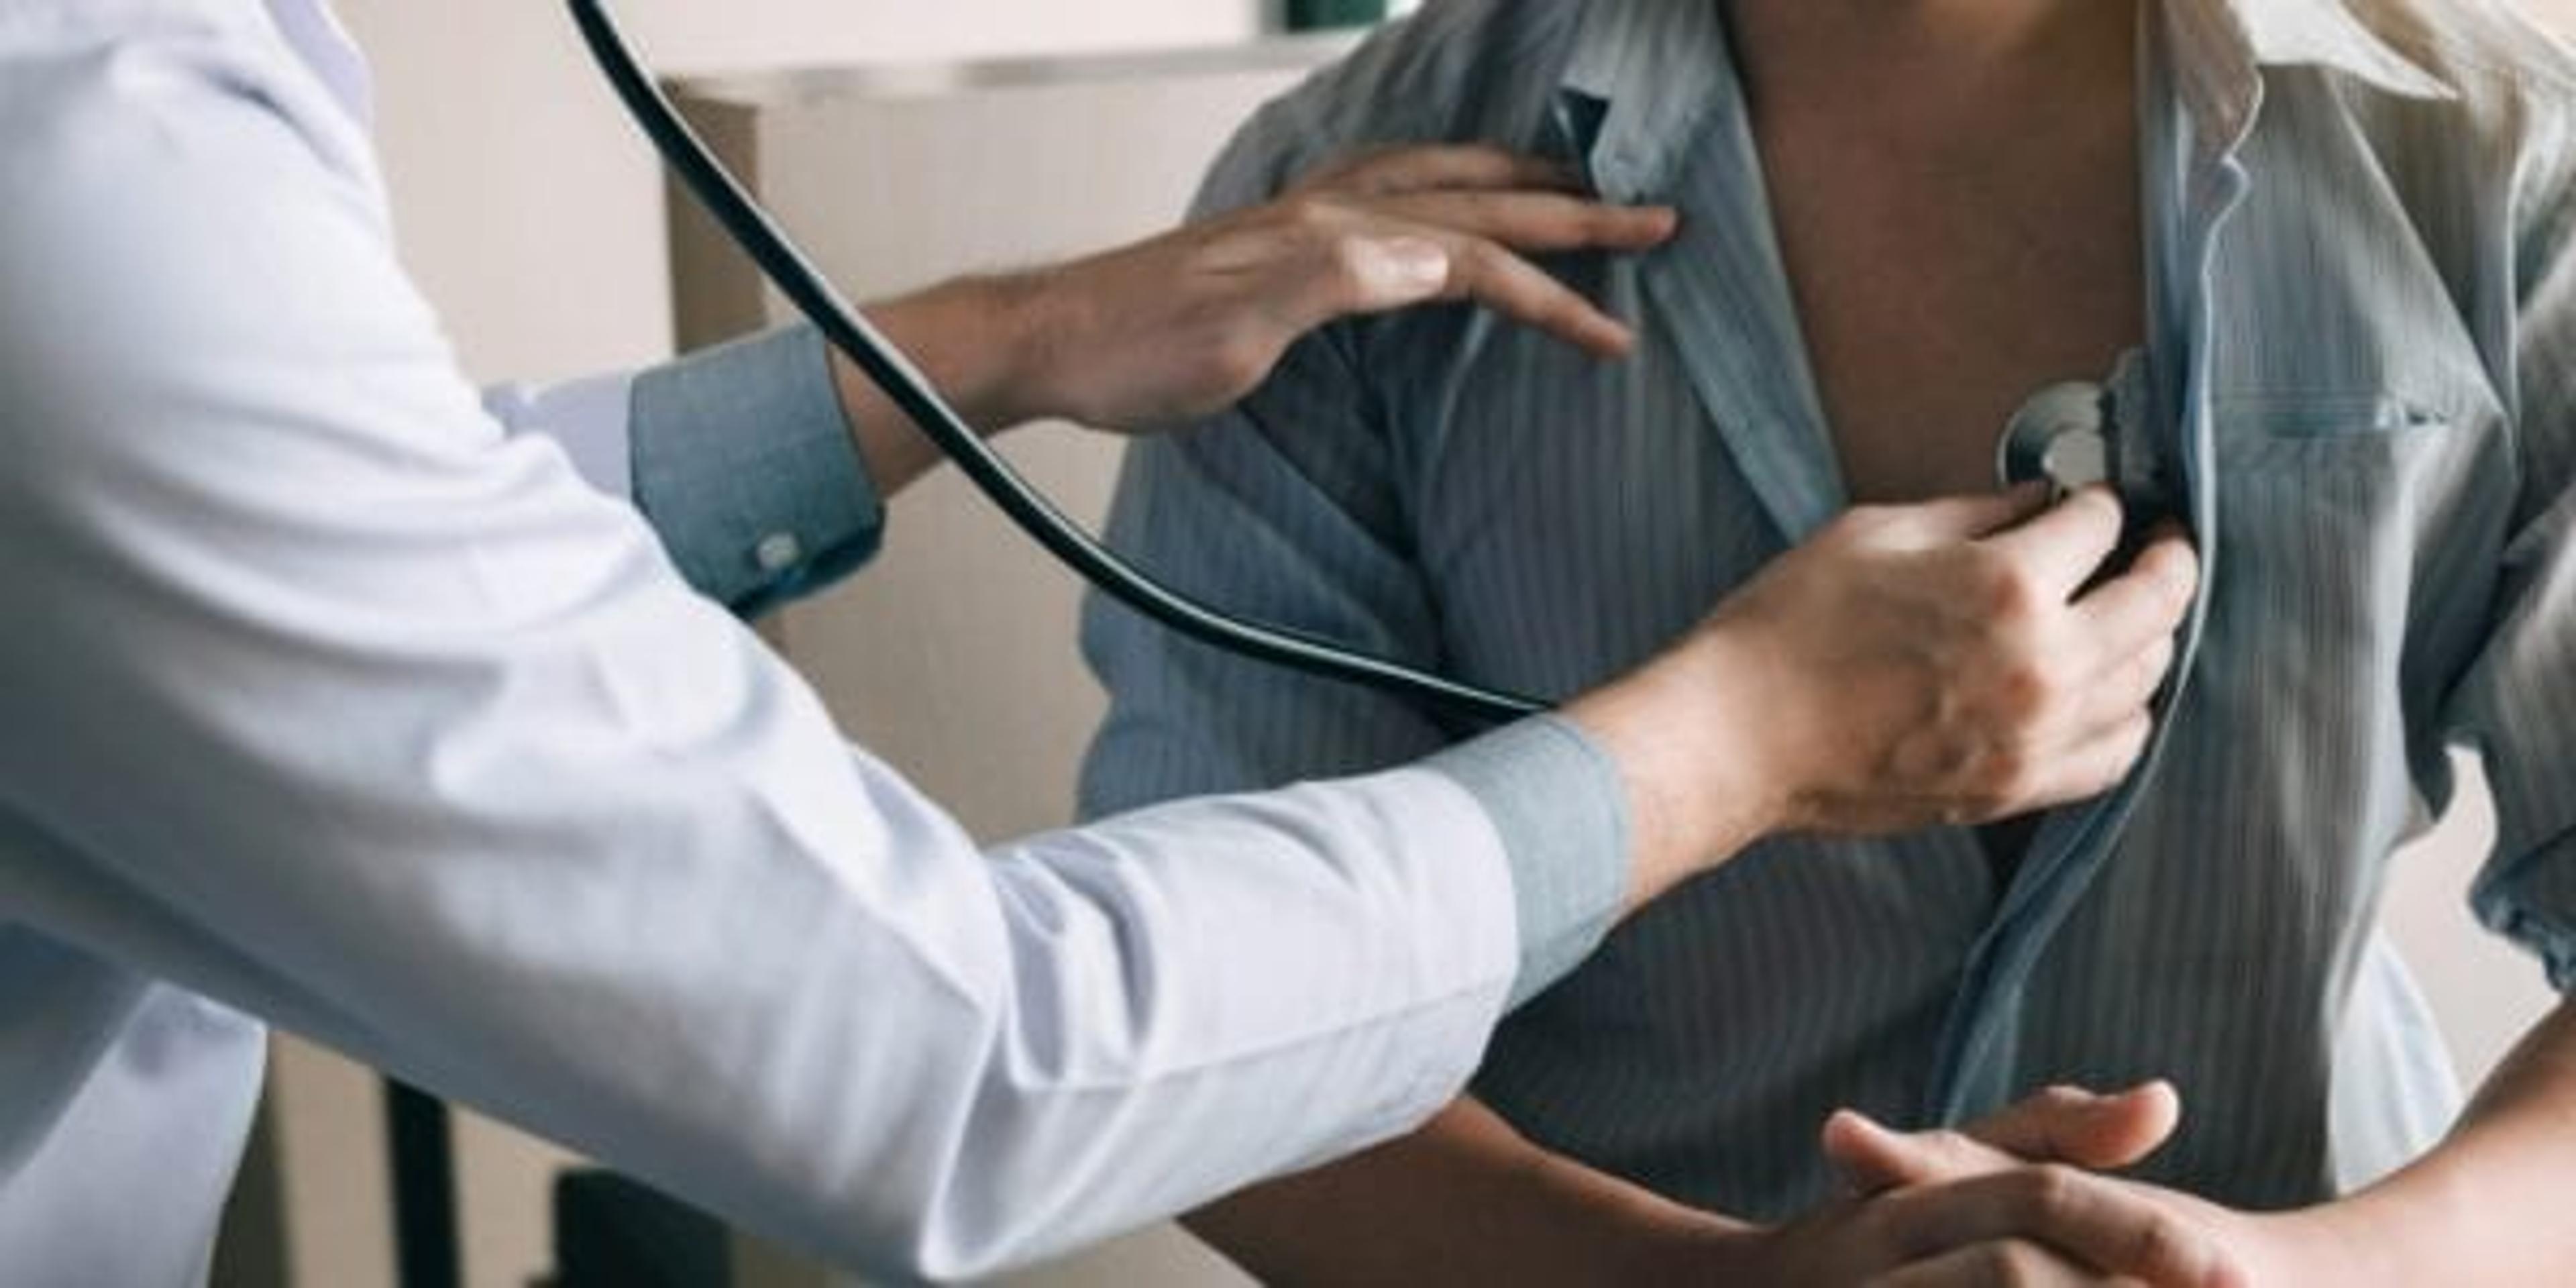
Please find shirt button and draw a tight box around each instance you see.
[754,532,804,574]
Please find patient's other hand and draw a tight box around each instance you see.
[1665,1083,2240,1287]
[1817,1085,2300,1287]
[1827,1081,2184,1197]
[1679,1081,2246,1283]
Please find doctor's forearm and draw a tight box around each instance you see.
[1560,631,1786,914]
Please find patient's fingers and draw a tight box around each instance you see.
[1871,1167,2238,1287]
[1827,1085,2182,1197]
[1871,1240,2107,1288]
[1968,1083,2179,1174]
[1826,1112,2017,1195]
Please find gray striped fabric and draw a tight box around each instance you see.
[1079,0,2576,1220]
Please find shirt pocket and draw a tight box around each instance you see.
[2206,392,2455,641]
[2212,394,2449,467]
[2195,396,2463,833]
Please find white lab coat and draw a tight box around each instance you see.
[0,1,1620,1280]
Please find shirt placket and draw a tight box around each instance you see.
[1919,11,2254,1126]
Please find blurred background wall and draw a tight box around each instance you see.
[235,2,2576,1285]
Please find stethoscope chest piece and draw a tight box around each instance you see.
[1996,381,2112,498]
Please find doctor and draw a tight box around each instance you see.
[0,0,2199,1283]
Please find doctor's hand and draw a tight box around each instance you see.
[837,144,1676,491]
[998,143,1680,431]
[1562,486,2196,911]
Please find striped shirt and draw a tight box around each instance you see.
[1081,0,2576,1218]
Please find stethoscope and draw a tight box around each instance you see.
[568,0,2125,726]
[570,0,1547,724]
[1996,382,2118,500]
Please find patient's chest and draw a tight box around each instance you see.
[1750,58,2147,504]
[1368,14,2536,1222]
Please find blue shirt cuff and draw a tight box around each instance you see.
[1425,715,1631,1008]
[630,326,883,616]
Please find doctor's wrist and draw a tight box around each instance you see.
[1562,626,1786,914]
[832,276,1044,500]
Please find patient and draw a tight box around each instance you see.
[1082,0,2576,1280]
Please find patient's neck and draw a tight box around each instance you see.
[1727,0,2105,49]
[1719,0,2146,507]
[1727,0,2135,109]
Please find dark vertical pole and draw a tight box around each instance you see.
[1285,0,1388,32]
[211,1093,294,1287]
[383,1079,461,1288]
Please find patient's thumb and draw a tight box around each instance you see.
[1968,1081,2182,1172]
[1820,1082,2180,1198]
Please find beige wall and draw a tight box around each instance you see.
[339,0,1265,383]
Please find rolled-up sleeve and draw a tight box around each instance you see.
[2459,494,2576,992]
[484,326,882,616]
[2458,101,2576,994]
[1426,718,1631,1006]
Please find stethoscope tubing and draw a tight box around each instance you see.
[568,0,1545,724]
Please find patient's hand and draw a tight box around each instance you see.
[1807,1085,2305,1287]
[1659,1083,2246,1287]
